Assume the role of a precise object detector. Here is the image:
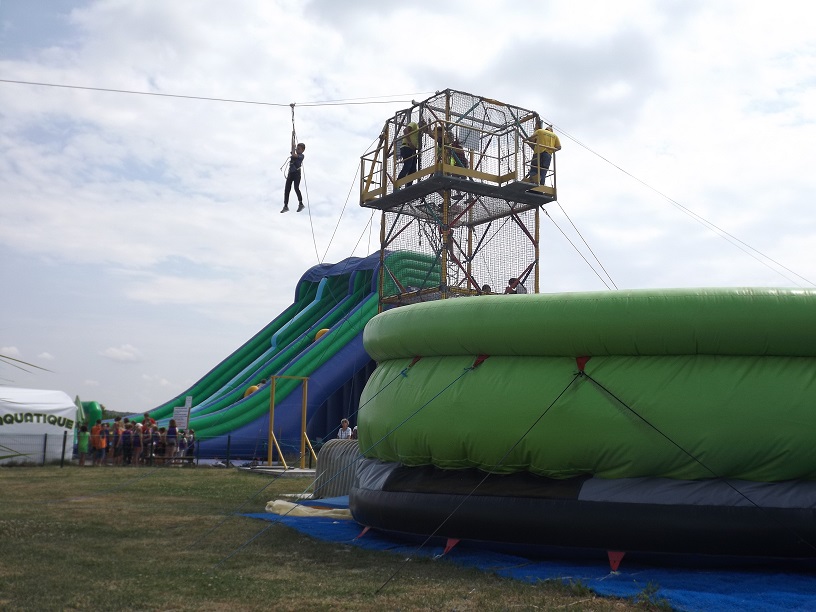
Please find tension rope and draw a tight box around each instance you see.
[375,369,583,594]
[209,358,442,568]
[577,364,816,556]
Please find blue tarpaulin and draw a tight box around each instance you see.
[246,508,816,612]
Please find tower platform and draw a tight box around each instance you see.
[361,173,555,226]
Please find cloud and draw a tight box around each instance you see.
[2,0,816,414]
[37,352,55,360]
[1,346,22,357]
[84,379,100,387]
[100,344,142,363]
[141,373,175,388]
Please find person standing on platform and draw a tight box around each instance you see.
[397,122,420,186]
[449,134,468,169]
[525,120,561,184]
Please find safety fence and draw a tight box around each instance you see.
[0,432,72,466]
[0,433,314,468]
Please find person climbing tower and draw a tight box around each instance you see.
[281,142,306,213]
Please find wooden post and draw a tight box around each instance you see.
[300,379,309,468]
[268,377,276,466]
[268,375,309,468]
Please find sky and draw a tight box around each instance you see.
[2,0,815,413]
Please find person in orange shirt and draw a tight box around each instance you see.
[90,420,104,466]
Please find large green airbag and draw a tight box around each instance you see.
[358,288,816,481]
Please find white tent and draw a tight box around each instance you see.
[0,387,77,465]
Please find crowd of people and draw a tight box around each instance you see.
[78,413,196,467]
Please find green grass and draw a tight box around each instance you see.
[0,466,655,611]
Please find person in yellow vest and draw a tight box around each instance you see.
[397,121,420,185]
[525,119,561,184]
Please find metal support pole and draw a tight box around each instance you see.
[300,379,309,469]
[441,190,449,299]
[268,377,277,466]
[378,211,386,313]
[268,375,309,468]
[535,207,540,293]
[61,431,68,468]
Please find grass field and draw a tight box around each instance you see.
[0,466,659,611]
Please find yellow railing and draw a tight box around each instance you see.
[360,117,558,203]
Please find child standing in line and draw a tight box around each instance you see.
[165,419,178,462]
[77,425,90,466]
[121,423,133,466]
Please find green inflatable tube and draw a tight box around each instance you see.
[358,288,816,482]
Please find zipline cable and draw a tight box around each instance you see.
[211,360,437,568]
[0,78,427,108]
[553,201,618,289]
[579,368,816,555]
[319,133,381,264]
[551,123,815,288]
[4,75,808,286]
[542,208,616,290]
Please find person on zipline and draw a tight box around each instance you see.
[281,142,306,213]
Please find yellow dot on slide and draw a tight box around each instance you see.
[243,385,259,398]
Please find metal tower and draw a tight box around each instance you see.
[360,89,558,309]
